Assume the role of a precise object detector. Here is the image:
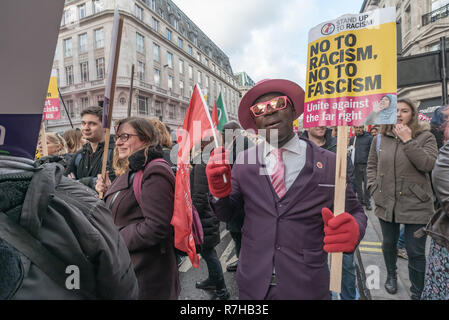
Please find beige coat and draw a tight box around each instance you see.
[366,126,438,224]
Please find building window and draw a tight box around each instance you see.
[189,65,193,79]
[154,68,160,86]
[206,76,209,88]
[79,33,88,53]
[180,80,184,96]
[169,104,175,119]
[432,0,449,11]
[178,37,183,49]
[80,62,89,82]
[63,9,72,25]
[135,5,143,20]
[138,96,149,115]
[64,38,72,57]
[153,43,160,62]
[188,45,192,55]
[80,97,89,110]
[65,65,74,85]
[197,71,202,84]
[166,28,172,41]
[167,52,173,68]
[78,4,86,20]
[148,0,156,11]
[95,57,105,79]
[189,85,193,97]
[180,106,187,119]
[138,61,145,81]
[168,75,173,92]
[92,0,102,14]
[136,33,145,53]
[179,59,184,74]
[155,101,163,118]
[158,8,165,20]
[152,17,159,31]
[405,5,411,32]
[66,100,75,119]
[197,51,201,61]
[94,28,104,48]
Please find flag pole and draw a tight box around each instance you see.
[58,87,74,129]
[99,10,123,199]
[197,85,227,183]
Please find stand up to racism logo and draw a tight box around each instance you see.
[321,23,335,35]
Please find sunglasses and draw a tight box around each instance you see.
[250,96,292,117]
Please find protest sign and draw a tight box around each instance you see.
[0,1,64,158]
[304,7,397,293]
[304,7,397,128]
[43,70,61,120]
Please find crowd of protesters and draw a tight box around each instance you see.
[2,79,449,300]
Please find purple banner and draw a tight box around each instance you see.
[0,114,42,159]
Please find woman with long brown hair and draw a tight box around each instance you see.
[95,117,180,300]
[367,99,438,299]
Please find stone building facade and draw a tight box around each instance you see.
[361,0,449,116]
[49,0,240,132]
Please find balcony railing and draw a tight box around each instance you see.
[422,3,449,26]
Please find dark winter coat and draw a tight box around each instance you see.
[190,154,220,250]
[349,131,373,165]
[104,147,180,300]
[0,156,138,300]
[65,140,116,189]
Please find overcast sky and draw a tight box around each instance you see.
[171,0,363,87]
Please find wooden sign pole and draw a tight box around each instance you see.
[99,14,124,199]
[329,125,349,293]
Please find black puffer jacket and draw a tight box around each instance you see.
[190,155,220,250]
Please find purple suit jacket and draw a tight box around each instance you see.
[210,137,367,300]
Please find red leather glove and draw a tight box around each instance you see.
[206,147,232,198]
[322,207,360,253]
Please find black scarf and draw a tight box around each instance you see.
[128,145,164,172]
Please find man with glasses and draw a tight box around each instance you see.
[205,79,367,300]
[66,106,115,189]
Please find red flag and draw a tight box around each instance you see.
[211,101,219,129]
[172,85,216,268]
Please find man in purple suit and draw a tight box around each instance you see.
[205,79,367,300]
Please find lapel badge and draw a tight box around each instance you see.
[316,162,323,169]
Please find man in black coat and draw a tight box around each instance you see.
[65,106,115,189]
[349,126,373,210]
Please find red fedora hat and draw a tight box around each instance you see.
[238,79,305,131]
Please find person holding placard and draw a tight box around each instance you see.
[367,99,438,299]
[205,79,367,300]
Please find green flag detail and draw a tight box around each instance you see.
[216,92,228,131]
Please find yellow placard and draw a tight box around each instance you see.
[306,22,396,102]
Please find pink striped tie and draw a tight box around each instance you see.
[271,148,287,198]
